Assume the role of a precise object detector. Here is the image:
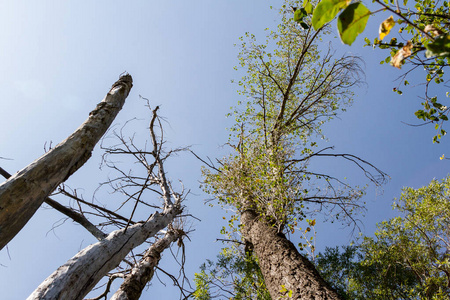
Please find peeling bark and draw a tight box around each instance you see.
[110,229,181,300]
[0,75,133,250]
[241,209,341,300]
[27,205,181,300]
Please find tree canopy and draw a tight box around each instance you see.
[316,176,450,299]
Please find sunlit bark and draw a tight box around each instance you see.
[110,229,181,300]
[0,75,133,250]
[27,205,181,300]
[241,208,341,299]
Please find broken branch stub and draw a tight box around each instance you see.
[0,75,133,250]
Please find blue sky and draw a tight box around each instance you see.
[0,1,448,299]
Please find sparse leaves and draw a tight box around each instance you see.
[426,34,450,58]
[309,0,450,139]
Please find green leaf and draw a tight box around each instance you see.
[294,8,308,23]
[337,2,371,45]
[415,110,427,120]
[433,102,443,108]
[303,0,314,14]
[312,0,350,30]
[425,35,450,58]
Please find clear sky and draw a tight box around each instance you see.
[0,1,448,299]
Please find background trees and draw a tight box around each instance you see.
[199,1,387,298]
[316,176,450,299]
[0,1,449,299]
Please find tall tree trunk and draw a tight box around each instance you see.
[27,206,181,300]
[0,75,133,250]
[110,229,181,300]
[241,209,341,300]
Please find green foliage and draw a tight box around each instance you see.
[311,0,370,45]
[312,0,351,30]
[193,247,271,299]
[316,176,450,299]
[198,1,377,296]
[308,0,450,141]
[316,245,420,299]
[315,246,364,299]
[360,176,450,298]
[426,34,450,58]
[202,0,366,240]
[337,3,370,45]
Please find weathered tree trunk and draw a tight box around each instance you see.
[0,75,133,250]
[110,229,181,300]
[27,206,181,300]
[0,167,107,240]
[241,209,341,300]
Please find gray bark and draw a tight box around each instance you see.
[0,75,132,250]
[110,229,181,300]
[0,167,106,241]
[241,209,341,300]
[27,205,181,300]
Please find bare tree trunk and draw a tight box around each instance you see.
[110,228,181,300]
[0,75,133,250]
[27,205,181,300]
[0,167,107,240]
[241,209,341,300]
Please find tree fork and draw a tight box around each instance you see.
[0,74,133,250]
[110,228,183,300]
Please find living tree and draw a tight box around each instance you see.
[315,176,450,299]
[197,1,387,298]
[193,245,270,299]
[294,0,450,141]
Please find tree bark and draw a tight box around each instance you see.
[241,209,341,300]
[110,229,181,300]
[27,206,181,300]
[0,167,107,241]
[0,75,133,250]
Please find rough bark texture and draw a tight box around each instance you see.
[0,75,132,250]
[110,229,181,300]
[241,209,341,300]
[27,206,181,300]
[0,167,107,241]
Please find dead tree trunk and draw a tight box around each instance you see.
[110,228,182,300]
[0,75,133,250]
[241,209,341,300]
[27,204,181,300]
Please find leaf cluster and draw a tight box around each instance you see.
[316,176,450,299]
[193,246,271,300]
[203,0,367,237]
[301,0,450,141]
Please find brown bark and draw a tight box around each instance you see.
[0,75,132,250]
[241,209,341,300]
